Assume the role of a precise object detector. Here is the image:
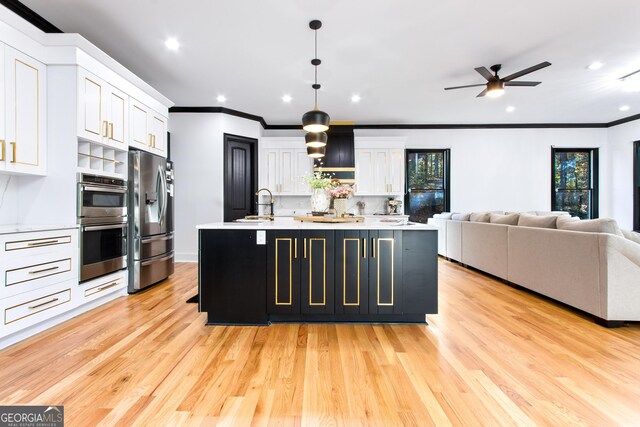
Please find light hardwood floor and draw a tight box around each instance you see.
[1,261,639,426]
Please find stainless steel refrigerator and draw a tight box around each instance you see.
[128,149,174,293]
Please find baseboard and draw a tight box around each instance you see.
[175,252,197,263]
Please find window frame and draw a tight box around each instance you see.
[634,141,640,232]
[550,147,599,219]
[404,148,451,221]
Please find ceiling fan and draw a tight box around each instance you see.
[444,62,552,98]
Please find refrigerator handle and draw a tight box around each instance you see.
[158,165,168,229]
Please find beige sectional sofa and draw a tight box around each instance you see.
[428,212,640,326]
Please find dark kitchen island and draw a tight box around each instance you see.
[197,220,438,325]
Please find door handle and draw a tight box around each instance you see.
[149,133,153,147]
[103,121,109,137]
[29,297,59,310]
[29,266,60,275]
[10,142,16,163]
[0,140,5,161]
[141,253,174,266]
[97,280,121,292]
[294,238,298,259]
[83,223,127,232]
[303,238,307,258]
[363,238,367,258]
[109,122,114,139]
[372,238,376,258]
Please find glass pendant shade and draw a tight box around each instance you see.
[302,109,330,132]
[305,132,327,148]
[306,145,326,158]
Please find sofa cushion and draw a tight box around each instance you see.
[557,218,624,237]
[470,212,491,222]
[490,213,520,225]
[622,229,640,245]
[451,213,470,221]
[517,213,557,229]
[433,212,454,219]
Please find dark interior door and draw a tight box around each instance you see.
[224,134,257,222]
[635,141,640,231]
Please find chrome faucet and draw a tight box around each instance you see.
[254,188,274,219]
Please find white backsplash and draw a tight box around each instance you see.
[0,175,19,225]
[271,195,403,216]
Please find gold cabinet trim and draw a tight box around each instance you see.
[14,58,40,166]
[275,238,293,305]
[377,238,394,306]
[308,238,326,306]
[343,238,360,306]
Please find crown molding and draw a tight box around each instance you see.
[0,0,62,33]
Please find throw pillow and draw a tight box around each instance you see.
[451,213,471,221]
[470,212,491,222]
[622,229,640,245]
[517,213,558,229]
[557,218,624,237]
[435,212,454,219]
[490,213,520,225]
[556,216,581,226]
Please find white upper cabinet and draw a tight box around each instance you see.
[0,45,47,176]
[259,139,313,195]
[354,139,406,196]
[129,97,167,157]
[77,68,128,150]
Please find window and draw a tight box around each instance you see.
[405,149,450,223]
[551,148,598,219]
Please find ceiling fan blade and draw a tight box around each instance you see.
[504,81,541,87]
[474,67,495,81]
[444,84,487,90]
[502,61,551,82]
[476,88,488,98]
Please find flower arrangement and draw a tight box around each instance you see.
[328,183,354,199]
[302,170,333,189]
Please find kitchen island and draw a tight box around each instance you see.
[197,220,438,325]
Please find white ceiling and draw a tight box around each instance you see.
[19,0,640,125]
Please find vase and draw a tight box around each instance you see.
[334,198,348,217]
[310,188,330,213]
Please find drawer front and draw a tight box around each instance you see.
[84,276,125,298]
[1,229,77,260]
[77,270,127,305]
[6,258,73,287]
[4,288,72,325]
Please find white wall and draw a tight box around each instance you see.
[0,175,19,224]
[169,113,262,261]
[606,120,640,230]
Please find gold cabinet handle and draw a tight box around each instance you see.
[10,142,16,163]
[103,121,109,137]
[29,297,59,310]
[372,238,376,258]
[153,134,157,148]
[27,240,60,247]
[29,266,59,275]
[109,122,114,139]
[294,238,298,259]
[149,133,153,147]
[0,139,5,161]
[303,238,307,258]
[363,238,367,258]
[97,281,120,292]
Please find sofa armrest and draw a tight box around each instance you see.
[598,234,640,321]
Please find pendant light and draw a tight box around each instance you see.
[306,145,326,158]
[302,20,330,134]
[305,131,327,148]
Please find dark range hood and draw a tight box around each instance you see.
[313,125,355,183]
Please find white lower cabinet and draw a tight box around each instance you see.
[76,270,127,306]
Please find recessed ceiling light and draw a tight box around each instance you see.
[282,94,292,103]
[619,105,630,112]
[164,37,180,51]
[216,95,227,103]
[587,61,604,70]
[506,106,516,113]
[351,95,361,103]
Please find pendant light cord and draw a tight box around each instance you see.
[314,28,318,109]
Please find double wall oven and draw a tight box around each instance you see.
[77,174,128,282]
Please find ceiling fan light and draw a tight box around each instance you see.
[302,109,330,132]
[305,132,327,147]
[307,145,326,158]
[486,80,505,98]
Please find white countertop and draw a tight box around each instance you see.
[197,219,437,231]
[0,224,79,235]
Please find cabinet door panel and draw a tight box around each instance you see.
[267,231,300,314]
[263,150,279,194]
[151,115,166,155]
[79,70,104,142]
[369,230,403,314]
[374,150,389,194]
[130,100,149,150]
[301,231,334,314]
[295,149,313,194]
[279,149,294,194]
[0,45,5,171]
[5,48,46,173]
[389,148,405,195]
[108,87,127,145]
[355,149,374,194]
[402,230,438,314]
[335,230,368,314]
